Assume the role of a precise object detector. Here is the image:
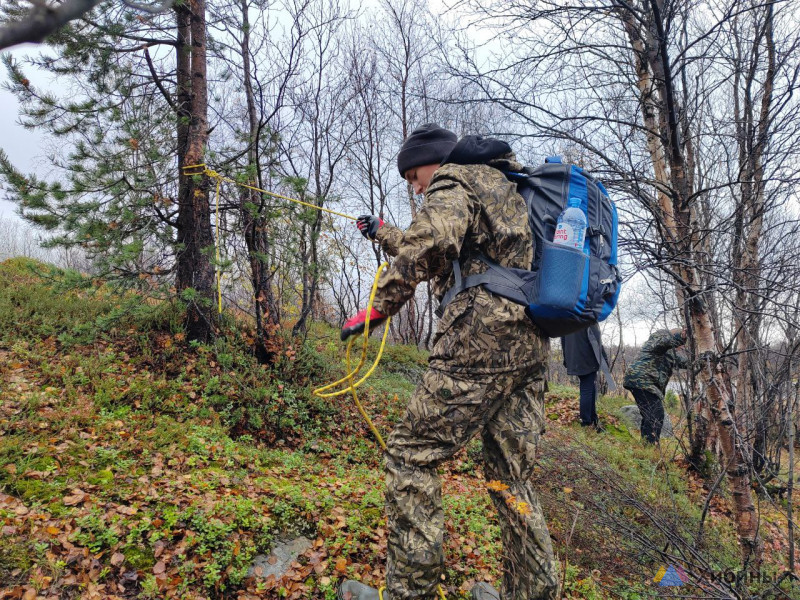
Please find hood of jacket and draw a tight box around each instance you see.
[442,135,523,173]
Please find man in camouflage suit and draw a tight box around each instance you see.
[339,124,559,600]
[623,328,688,444]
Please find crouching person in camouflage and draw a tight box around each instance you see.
[339,124,560,600]
[623,328,688,444]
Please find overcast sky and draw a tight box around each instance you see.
[0,46,47,222]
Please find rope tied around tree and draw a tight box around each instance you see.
[182,163,359,314]
[182,163,359,220]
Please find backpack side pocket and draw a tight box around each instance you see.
[536,240,587,310]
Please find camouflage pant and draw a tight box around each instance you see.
[384,365,560,600]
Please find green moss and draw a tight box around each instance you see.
[0,538,36,579]
[87,469,114,486]
[604,422,635,441]
[8,477,65,503]
[122,545,156,570]
[546,382,578,402]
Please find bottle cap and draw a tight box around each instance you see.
[568,197,581,208]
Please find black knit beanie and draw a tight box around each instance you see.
[397,123,457,177]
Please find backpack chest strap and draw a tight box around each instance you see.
[435,254,530,318]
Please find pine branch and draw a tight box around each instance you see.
[121,0,172,13]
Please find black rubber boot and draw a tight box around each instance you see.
[471,582,501,600]
[338,580,381,600]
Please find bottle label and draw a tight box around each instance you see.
[554,223,574,244]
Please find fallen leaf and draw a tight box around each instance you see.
[111,552,125,567]
[335,557,348,573]
[153,561,166,575]
[62,492,86,506]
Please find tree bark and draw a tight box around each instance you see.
[731,4,774,476]
[616,0,761,561]
[174,0,215,342]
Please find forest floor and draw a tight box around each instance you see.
[0,257,798,600]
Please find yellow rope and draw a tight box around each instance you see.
[183,163,358,221]
[214,176,222,314]
[313,262,391,450]
[183,162,357,315]
[313,265,448,600]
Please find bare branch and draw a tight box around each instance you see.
[0,0,103,51]
[121,0,172,13]
[0,0,174,52]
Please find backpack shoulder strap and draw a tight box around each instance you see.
[587,325,616,390]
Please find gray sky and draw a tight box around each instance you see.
[0,46,47,222]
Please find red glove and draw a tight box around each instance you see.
[356,215,384,240]
[341,307,388,341]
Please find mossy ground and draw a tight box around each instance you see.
[0,258,796,599]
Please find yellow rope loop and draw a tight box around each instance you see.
[314,264,449,597]
[214,176,222,314]
[313,262,391,400]
[182,163,208,177]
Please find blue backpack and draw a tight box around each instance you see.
[436,157,621,338]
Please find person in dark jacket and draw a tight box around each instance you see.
[561,323,609,430]
[623,328,688,444]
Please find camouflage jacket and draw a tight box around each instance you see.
[372,152,547,374]
[622,330,688,399]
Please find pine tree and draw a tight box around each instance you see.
[0,0,216,341]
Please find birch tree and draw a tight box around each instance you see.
[451,0,800,560]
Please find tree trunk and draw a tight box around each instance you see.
[239,0,280,363]
[293,206,322,338]
[731,4,774,477]
[174,0,215,342]
[789,380,798,572]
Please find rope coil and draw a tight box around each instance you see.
[313,262,391,450]
[312,266,447,600]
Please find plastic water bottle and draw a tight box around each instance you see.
[553,197,587,251]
